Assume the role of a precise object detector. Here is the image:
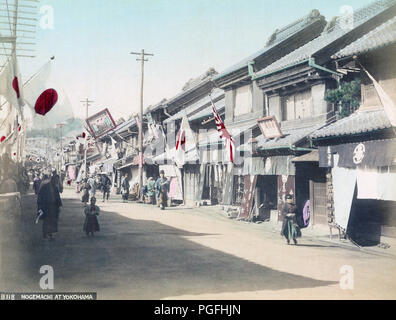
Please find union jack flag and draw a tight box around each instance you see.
[211,98,235,163]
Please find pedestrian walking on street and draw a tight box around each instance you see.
[83,197,100,237]
[100,174,111,202]
[121,175,130,203]
[81,178,90,206]
[87,175,96,199]
[155,170,169,210]
[280,195,301,245]
[37,174,63,240]
[33,174,41,195]
[146,177,156,205]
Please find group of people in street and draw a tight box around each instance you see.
[78,173,111,236]
[119,170,169,210]
[1,153,303,244]
[0,153,30,195]
[34,169,104,239]
[80,173,112,206]
[142,170,169,210]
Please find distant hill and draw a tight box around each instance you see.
[27,118,85,141]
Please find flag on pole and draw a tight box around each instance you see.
[0,51,24,114]
[175,115,187,166]
[23,60,74,129]
[175,113,197,167]
[210,97,235,163]
[361,63,396,126]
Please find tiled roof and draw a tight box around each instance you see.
[256,124,323,150]
[163,88,224,124]
[311,108,392,139]
[110,118,137,135]
[188,99,225,122]
[255,0,396,78]
[214,9,326,80]
[164,68,217,107]
[332,15,396,58]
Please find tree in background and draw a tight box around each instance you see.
[325,79,361,118]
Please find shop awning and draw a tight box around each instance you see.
[319,138,396,168]
[115,154,141,170]
[292,150,319,162]
[241,156,296,176]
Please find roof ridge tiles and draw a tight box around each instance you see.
[256,0,396,78]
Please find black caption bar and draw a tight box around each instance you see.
[0,292,97,300]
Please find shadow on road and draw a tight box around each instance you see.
[1,193,338,299]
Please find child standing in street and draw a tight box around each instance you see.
[83,197,100,237]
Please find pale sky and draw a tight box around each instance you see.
[19,0,374,121]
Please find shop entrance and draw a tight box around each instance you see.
[254,175,278,221]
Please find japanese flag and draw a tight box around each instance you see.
[0,52,24,114]
[23,60,74,129]
[174,114,197,167]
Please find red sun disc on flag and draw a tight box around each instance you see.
[176,131,186,151]
[0,136,5,143]
[12,77,20,98]
[34,88,58,116]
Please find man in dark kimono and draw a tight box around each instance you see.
[281,195,301,245]
[100,174,111,202]
[33,174,41,195]
[37,174,62,240]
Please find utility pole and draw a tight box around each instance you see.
[130,49,154,197]
[80,98,94,178]
[56,123,65,173]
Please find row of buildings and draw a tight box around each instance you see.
[66,0,396,245]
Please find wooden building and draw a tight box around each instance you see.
[246,0,396,227]
[211,9,328,212]
[312,13,396,244]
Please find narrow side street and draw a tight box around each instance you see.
[1,187,395,300]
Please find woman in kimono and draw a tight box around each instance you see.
[81,178,90,206]
[83,197,100,236]
[281,195,301,245]
[146,177,156,204]
[155,170,169,210]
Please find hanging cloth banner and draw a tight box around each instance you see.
[319,139,396,168]
[332,155,356,231]
[357,167,396,201]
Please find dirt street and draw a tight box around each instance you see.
[1,187,395,300]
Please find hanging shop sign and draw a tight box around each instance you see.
[257,116,283,139]
[86,108,117,139]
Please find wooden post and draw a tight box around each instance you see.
[130,49,154,198]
